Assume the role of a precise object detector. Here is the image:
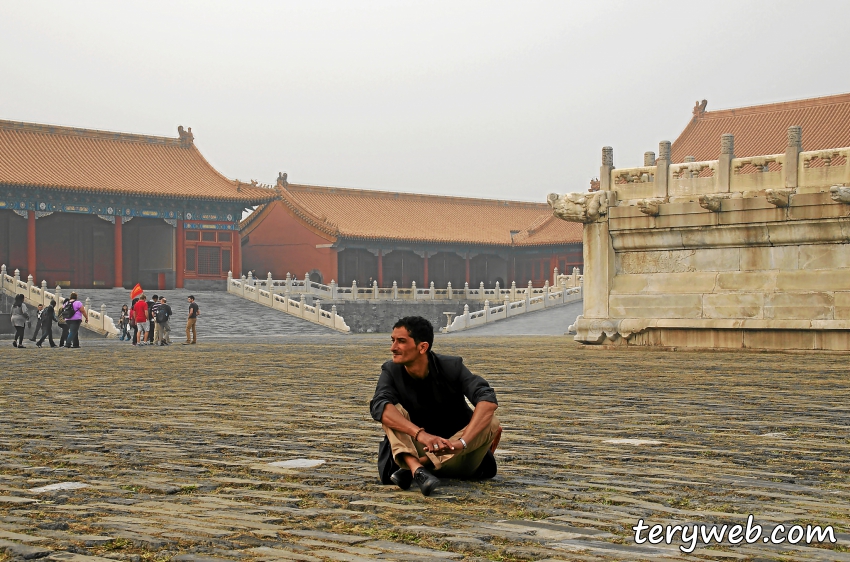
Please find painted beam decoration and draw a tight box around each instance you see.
[0,186,244,227]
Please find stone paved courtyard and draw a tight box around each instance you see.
[1,337,849,561]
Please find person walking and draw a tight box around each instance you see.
[133,294,149,345]
[28,304,44,343]
[62,292,89,349]
[118,304,131,341]
[10,294,29,348]
[155,296,172,345]
[36,299,58,348]
[183,295,199,345]
[57,298,70,347]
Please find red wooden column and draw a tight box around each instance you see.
[423,252,429,286]
[377,250,383,286]
[465,253,470,285]
[114,218,123,288]
[27,212,36,280]
[232,229,242,276]
[175,220,185,288]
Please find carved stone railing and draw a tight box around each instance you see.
[443,285,582,333]
[544,125,850,352]
[0,264,119,337]
[227,272,349,333]
[233,269,581,303]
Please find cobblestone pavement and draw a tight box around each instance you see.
[70,289,336,339]
[1,338,849,562]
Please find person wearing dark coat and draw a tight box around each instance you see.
[29,304,45,342]
[10,294,29,348]
[36,300,58,348]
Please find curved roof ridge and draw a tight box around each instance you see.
[0,118,186,146]
[277,184,339,236]
[697,92,850,120]
[286,183,549,209]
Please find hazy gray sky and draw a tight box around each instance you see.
[2,1,849,203]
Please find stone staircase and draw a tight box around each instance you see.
[73,288,337,339]
[444,299,583,336]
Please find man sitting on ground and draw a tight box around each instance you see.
[370,316,502,496]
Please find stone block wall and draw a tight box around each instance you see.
[549,128,850,351]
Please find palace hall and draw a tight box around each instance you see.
[0,120,275,290]
[240,179,584,289]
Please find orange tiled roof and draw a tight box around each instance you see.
[0,119,276,203]
[248,183,582,247]
[671,93,850,163]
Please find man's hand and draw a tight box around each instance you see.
[415,431,462,455]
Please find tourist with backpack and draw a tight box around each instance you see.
[10,294,29,348]
[156,296,172,345]
[63,292,88,349]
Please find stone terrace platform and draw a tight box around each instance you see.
[1,338,849,561]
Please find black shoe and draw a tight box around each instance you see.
[390,468,413,490]
[413,467,440,497]
[12,341,16,348]
[36,343,42,348]
[471,450,498,480]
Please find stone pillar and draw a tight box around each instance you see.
[464,281,469,299]
[115,217,124,289]
[41,280,47,307]
[582,219,615,321]
[504,297,510,318]
[718,134,735,192]
[510,281,516,301]
[27,212,36,281]
[479,282,485,300]
[100,303,107,331]
[465,254,470,285]
[411,281,417,299]
[785,125,802,189]
[392,280,398,300]
[373,280,378,299]
[377,250,383,287]
[299,294,306,318]
[352,280,357,301]
[656,141,671,198]
[232,229,242,278]
[174,219,183,289]
[447,281,452,300]
[484,300,490,322]
[549,257,557,284]
[643,152,655,166]
[423,252,429,287]
[600,147,614,191]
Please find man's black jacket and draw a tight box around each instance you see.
[370,351,497,439]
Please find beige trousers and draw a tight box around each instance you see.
[186,318,197,343]
[383,404,499,478]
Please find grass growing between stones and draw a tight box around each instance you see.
[1,337,849,561]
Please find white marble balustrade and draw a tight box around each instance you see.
[0,264,119,337]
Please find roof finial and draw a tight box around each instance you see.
[277,172,288,187]
[692,99,707,118]
[177,125,194,145]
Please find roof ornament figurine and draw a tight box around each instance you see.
[177,125,194,145]
[588,178,600,192]
[692,99,707,118]
[277,172,289,187]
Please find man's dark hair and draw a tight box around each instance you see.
[393,316,434,351]
[152,294,158,300]
[188,295,195,301]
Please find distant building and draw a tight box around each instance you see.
[0,120,275,289]
[241,180,583,288]
[672,92,850,162]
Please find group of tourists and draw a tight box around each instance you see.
[118,294,199,346]
[9,292,88,349]
[8,291,199,348]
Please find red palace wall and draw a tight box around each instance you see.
[241,203,338,283]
